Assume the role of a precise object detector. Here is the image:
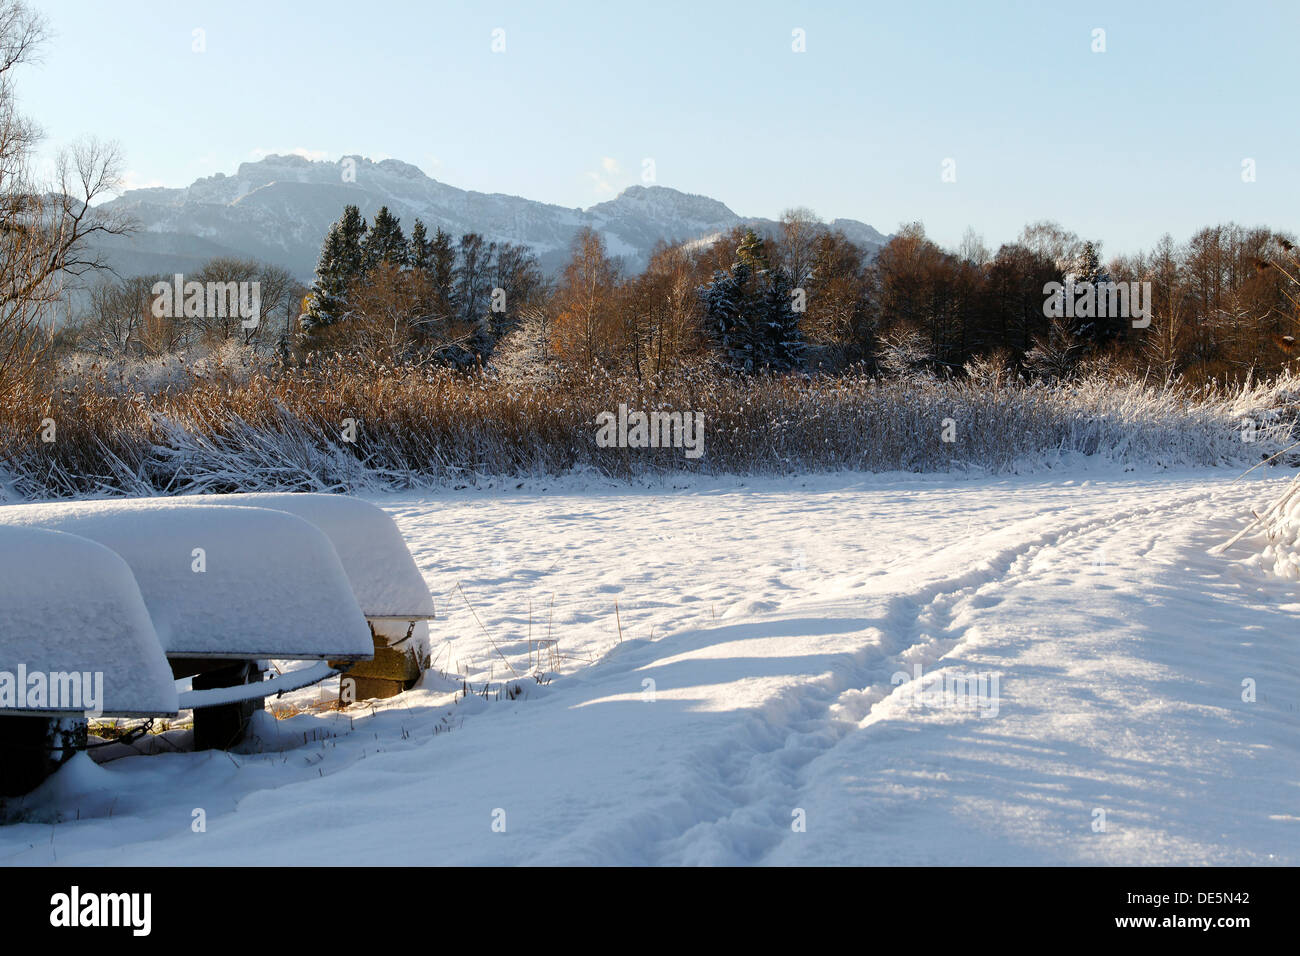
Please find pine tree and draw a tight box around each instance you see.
[362,206,408,270]
[1073,241,1103,284]
[733,230,772,370]
[699,269,745,368]
[699,230,804,372]
[1064,240,1123,349]
[736,229,770,273]
[409,219,431,273]
[760,266,804,370]
[430,227,457,315]
[337,205,367,279]
[300,223,350,334]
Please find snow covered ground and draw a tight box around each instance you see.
[2,467,1298,865]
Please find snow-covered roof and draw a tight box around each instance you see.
[179,494,436,619]
[0,526,178,716]
[0,500,373,661]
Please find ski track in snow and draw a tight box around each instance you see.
[1,469,1297,865]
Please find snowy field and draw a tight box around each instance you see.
[2,467,1298,866]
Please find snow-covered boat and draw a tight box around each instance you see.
[0,525,178,796]
[118,493,439,698]
[0,499,376,772]
[0,494,437,793]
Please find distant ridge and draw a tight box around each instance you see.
[87,154,890,281]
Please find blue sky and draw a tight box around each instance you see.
[24,0,1299,255]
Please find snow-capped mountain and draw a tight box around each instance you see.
[88,154,889,281]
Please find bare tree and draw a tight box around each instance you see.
[1138,234,1190,378]
[958,227,990,267]
[324,263,475,366]
[78,273,163,356]
[877,326,933,379]
[1019,220,1082,271]
[0,2,129,396]
[552,227,619,366]
[779,207,823,289]
[193,257,295,346]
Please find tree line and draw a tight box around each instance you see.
[66,258,301,358]
[54,201,1300,392]
[295,204,1298,387]
[301,204,546,366]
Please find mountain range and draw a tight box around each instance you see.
[86,154,890,283]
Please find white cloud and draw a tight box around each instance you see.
[585,157,627,196]
[584,171,617,196]
[117,170,167,191]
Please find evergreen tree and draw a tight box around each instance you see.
[1070,240,1124,348]
[736,229,770,274]
[699,230,804,372]
[300,223,350,334]
[760,266,804,370]
[430,227,457,314]
[699,269,744,368]
[408,219,431,273]
[337,204,367,278]
[362,206,408,270]
[1074,241,1103,283]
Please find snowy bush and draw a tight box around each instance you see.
[1,361,1296,499]
[1259,475,1300,579]
[57,340,277,395]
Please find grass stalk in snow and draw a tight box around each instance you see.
[1,360,1296,499]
